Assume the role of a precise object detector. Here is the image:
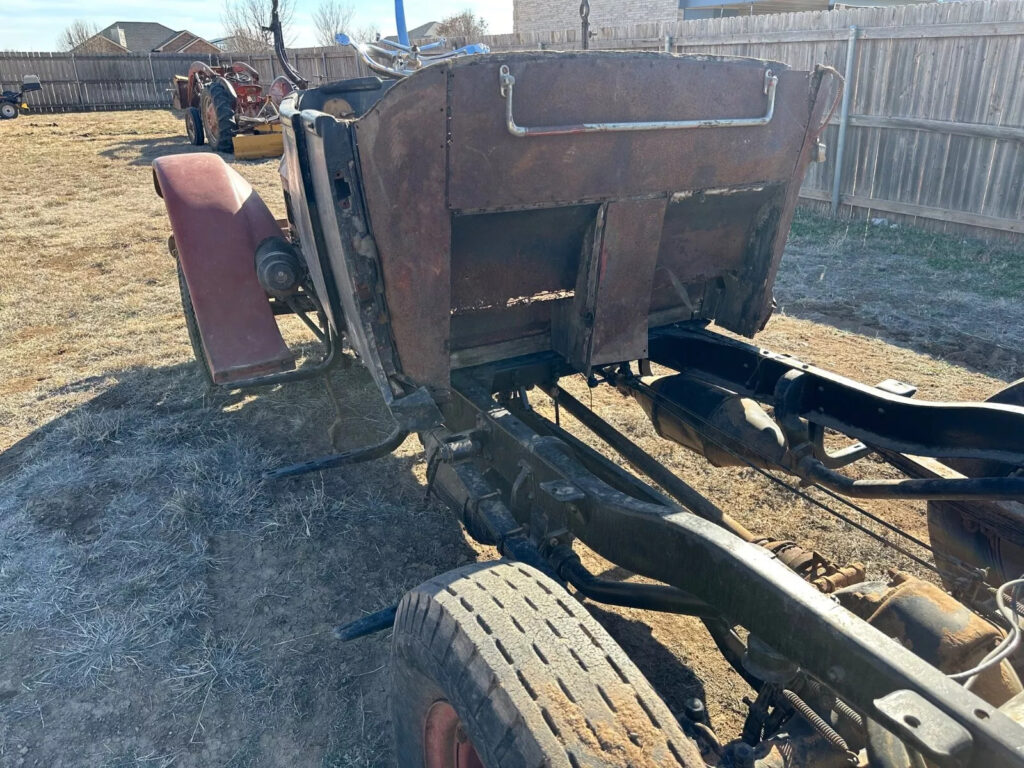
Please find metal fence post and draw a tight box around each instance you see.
[148,52,159,106]
[831,25,859,217]
[69,53,85,108]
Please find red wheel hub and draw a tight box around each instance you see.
[423,701,484,768]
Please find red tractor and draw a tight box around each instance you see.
[172,61,292,158]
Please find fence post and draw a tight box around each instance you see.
[70,53,85,108]
[322,49,329,83]
[831,25,859,217]
[148,53,159,106]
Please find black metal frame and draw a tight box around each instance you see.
[417,360,1024,766]
[645,325,1024,499]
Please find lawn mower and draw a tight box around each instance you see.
[171,61,294,159]
[1,75,41,120]
[153,1,1024,764]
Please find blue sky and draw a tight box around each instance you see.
[1,1,514,52]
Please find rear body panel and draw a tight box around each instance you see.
[279,50,835,407]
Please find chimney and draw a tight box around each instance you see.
[117,27,127,48]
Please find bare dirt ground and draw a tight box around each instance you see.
[0,111,1019,767]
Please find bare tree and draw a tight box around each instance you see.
[57,19,99,52]
[222,0,294,52]
[355,24,381,43]
[311,0,356,47]
[436,10,489,39]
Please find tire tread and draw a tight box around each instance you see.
[391,561,703,767]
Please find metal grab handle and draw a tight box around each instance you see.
[498,64,779,138]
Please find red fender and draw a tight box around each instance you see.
[153,153,294,384]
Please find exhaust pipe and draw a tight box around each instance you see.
[628,373,786,469]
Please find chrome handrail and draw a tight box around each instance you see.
[499,65,779,138]
[336,33,489,79]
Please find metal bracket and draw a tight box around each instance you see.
[874,690,974,767]
[499,64,779,138]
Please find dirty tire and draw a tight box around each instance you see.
[928,378,1024,586]
[391,561,703,768]
[185,106,205,145]
[176,263,214,389]
[200,80,236,153]
[0,102,17,119]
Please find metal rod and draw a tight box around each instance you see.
[800,458,1024,501]
[831,25,858,216]
[558,555,716,617]
[334,605,397,641]
[544,384,759,542]
[395,0,410,46]
[266,425,408,479]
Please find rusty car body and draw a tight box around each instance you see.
[153,27,1024,768]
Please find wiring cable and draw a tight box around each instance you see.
[948,575,1024,686]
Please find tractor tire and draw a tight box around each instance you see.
[928,378,1024,586]
[185,106,205,146]
[200,80,237,154]
[391,561,703,768]
[0,102,18,120]
[176,263,214,389]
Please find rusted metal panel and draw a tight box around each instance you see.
[447,52,809,212]
[649,185,783,315]
[450,204,596,314]
[354,64,451,392]
[346,52,837,382]
[152,154,294,384]
[555,198,667,369]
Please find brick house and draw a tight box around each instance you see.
[74,22,221,55]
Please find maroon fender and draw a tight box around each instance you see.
[153,153,294,384]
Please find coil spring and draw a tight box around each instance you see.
[781,689,858,763]
[832,697,865,728]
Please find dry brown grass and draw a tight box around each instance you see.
[0,110,1014,765]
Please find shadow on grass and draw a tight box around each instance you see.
[98,133,272,168]
[0,357,708,765]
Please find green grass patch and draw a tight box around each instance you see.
[789,209,1024,300]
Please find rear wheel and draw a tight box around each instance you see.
[0,102,18,119]
[928,378,1024,586]
[185,106,205,145]
[200,80,237,154]
[391,561,703,767]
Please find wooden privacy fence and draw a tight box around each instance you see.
[464,0,1024,238]
[0,50,370,112]
[1,0,1021,238]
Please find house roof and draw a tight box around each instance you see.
[85,21,221,53]
[384,20,443,43]
[407,21,443,38]
[98,21,178,52]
